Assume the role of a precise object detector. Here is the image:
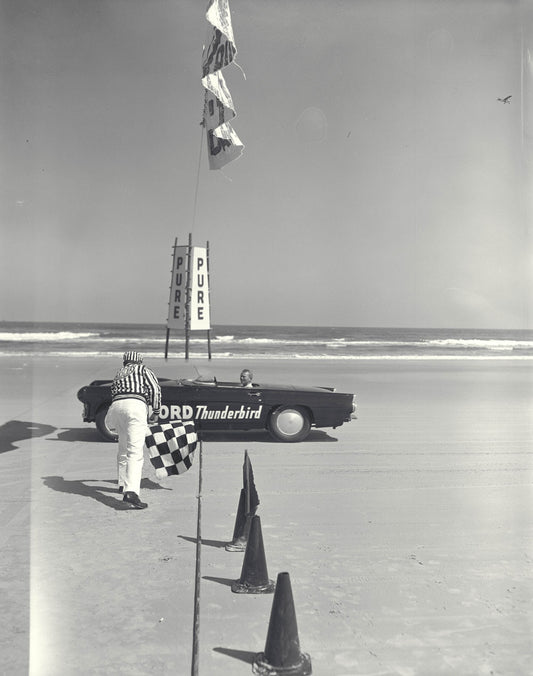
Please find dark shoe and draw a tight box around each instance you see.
[123,491,148,509]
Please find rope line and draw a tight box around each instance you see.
[191,116,205,236]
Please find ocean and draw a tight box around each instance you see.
[1,321,533,360]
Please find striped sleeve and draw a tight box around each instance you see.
[143,367,161,413]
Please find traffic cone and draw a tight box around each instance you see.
[252,572,312,675]
[231,515,275,594]
[225,450,260,552]
[225,488,249,551]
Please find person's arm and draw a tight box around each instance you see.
[144,367,161,414]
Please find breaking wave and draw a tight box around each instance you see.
[1,322,532,359]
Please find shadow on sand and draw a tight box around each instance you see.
[212,647,257,665]
[54,427,109,443]
[198,429,337,443]
[203,575,235,587]
[178,534,228,548]
[42,427,337,445]
[42,476,169,510]
[0,420,57,454]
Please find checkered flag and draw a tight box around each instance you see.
[144,421,197,479]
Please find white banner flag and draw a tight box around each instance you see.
[201,0,244,170]
[202,2,236,77]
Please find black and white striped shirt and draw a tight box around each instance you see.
[111,363,161,413]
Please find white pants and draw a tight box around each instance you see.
[105,398,148,496]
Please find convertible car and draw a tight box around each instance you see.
[77,375,357,442]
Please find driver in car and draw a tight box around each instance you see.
[240,369,254,388]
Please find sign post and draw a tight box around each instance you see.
[166,234,212,359]
[206,241,212,359]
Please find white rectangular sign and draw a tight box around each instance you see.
[189,247,211,330]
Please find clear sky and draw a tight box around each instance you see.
[1,0,531,328]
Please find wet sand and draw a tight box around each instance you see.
[1,355,532,675]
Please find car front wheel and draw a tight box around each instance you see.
[267,406,311,442]
[95,406,118,442]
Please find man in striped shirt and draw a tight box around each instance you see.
[105,351,161,509]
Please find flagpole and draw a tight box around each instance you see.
[185,233,192,360]
[206,240,212,360]
[191,439,203,676]
[165,237,178,359]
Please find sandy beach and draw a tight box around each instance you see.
[1,355,532,676]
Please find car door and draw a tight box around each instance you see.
[188,382,266,430]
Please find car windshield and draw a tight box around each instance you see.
[180,377,217,387]
[178,377,253,388]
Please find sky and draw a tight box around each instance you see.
[1,0,532,329]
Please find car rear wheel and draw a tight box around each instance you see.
[267,406,311,442]
[95,406,118,442]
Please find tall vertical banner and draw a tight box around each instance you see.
[167,245,188,330]
[201,0,244,170]
[189,246,211,330]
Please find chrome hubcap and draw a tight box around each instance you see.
[276,409,304,436]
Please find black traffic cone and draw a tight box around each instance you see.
[231,515,275,594]
[225,488,250,551]
[226,450,260,552]
[252,572,312,675]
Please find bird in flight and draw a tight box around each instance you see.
[497,95,512,103]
